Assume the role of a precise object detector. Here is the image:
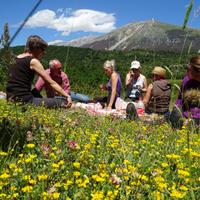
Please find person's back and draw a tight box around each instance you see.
[147,79,171,114]
[144,66,171,115]
[6,56,35,102]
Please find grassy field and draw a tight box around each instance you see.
[0,99,199,199]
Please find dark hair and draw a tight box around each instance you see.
[190,55,200,71]
[25,35,48,52]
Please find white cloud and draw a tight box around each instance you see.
[194,4,200,18]
[25,8,116,35]
[48,40,64,45]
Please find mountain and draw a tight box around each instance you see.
[49,36,98,47]
[55,20,200,53]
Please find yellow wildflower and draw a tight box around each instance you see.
[0,194,6,198]
[0,173,10,179]
[29,179,36,185]
[63,180,73,190]
[92,175,105,182]
[58,160,64,166]
[9,163,16,169]
[180,185,188,191]
[38,174,48,181]
[73,162,80,169]
[26,143,35,148]
[91,190,104,200]
[170,189,186,199]
[0,151,8,156]
[178,169,190,178]
[52,192,60,199]
[21,185,33,193]
[51,163,59,169]
[23,175,30,180]
[161,162,169,168]
[12,193,19,198]
[73,171,81,178]
[166,154,181,159]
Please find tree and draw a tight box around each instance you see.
[0,23,12,90]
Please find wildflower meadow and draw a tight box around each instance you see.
[0,99,199,199]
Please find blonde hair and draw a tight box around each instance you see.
[103,60,116,71]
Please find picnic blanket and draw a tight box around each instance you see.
[0,92,6,99]
[74,97,145,119]
[74,97,166,124]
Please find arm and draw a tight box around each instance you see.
[142,77,148,92]
[61,72,71,94]
[107,73,118,110]
[30,59,72,107]
[143,83,153,107]
[125,71,133,89]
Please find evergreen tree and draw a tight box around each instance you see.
[0,23,12,90]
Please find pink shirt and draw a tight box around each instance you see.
[35,69,71,97]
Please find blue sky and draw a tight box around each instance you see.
[1,0,200,46]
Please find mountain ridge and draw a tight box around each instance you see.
[50,20,200,53]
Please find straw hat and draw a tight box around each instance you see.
[152,66,166,78]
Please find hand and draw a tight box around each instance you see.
[100,84,106,91]
[136,85,142,91]
[106,106,112,111]
[129,70,134,77]
[66,96,72,108]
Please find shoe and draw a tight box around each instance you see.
[169,106,183,129]
[126,102,138,120]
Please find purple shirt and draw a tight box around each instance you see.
[176,75,200,119]
[107,74,122,97]
[35,69,70,98]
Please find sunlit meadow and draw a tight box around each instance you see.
[0,99,199,200]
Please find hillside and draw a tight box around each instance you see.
[0,45,195,93]
[53,20,200,53]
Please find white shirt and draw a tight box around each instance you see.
[129,74,146,98]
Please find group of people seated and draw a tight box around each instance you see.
[5,35,200,128]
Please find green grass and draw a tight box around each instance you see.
[0,100,199,199]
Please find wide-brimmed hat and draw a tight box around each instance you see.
[152,66,166,78]
[130,60,141,69]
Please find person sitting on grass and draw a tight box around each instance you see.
[125,60,147,102]
[6,35,72,108]
[126,66,171,120]
[169,55,200,128]
[33,59,90,103]
[92,60,122,110]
